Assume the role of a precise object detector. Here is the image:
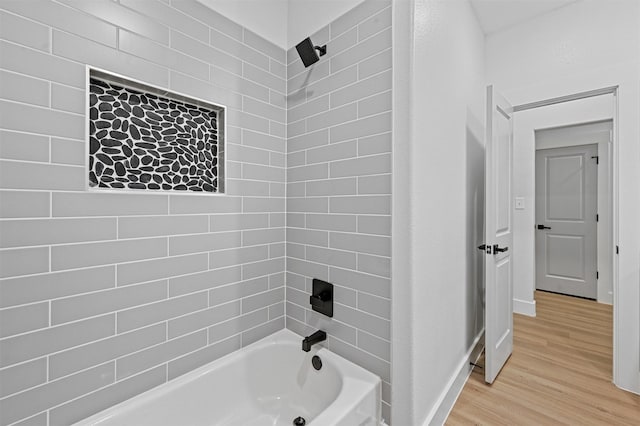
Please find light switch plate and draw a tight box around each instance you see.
[515,197,525,210]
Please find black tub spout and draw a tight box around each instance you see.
[302,330,326,352]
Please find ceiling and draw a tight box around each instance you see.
[469,0,580,34]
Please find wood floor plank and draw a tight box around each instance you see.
[446,291,640,425]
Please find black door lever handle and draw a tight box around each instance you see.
[537,225,551,230]
[493,245,508,253]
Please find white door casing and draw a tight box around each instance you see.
[484,86,514,384]
[535,144,598,299]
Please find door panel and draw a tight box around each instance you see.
[536,144,597,299]
[485,86,514,384]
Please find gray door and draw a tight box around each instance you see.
[535,144,598,299]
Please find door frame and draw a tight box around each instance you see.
[534,123,613,303]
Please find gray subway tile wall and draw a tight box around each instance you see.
[0,0,285,424]
[284,0,392,421]
[0,0,392,424]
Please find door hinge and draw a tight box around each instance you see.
[596,271,599,279]
[596,214,599,222]
[591,155,599,164]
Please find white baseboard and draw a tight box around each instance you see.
[514,298,536,316]
[422,329,485,426]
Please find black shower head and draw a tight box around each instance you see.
[295,37,327,68]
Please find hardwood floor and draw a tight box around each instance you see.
[446,291,640,425]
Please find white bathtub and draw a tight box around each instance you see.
[75,329,381,426]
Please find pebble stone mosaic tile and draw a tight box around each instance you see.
[89,76,222,192]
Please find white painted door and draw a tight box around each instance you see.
[535,144,598,299]
[484,86,514,384]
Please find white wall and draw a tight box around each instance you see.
[392,0,486,424]
[486,0,640,393]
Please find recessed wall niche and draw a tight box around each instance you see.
[88,69,225,193]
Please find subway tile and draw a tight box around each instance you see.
[328,27,358,56]
[287,118,306,138]
[210,213,269,232]
[171,0,243,42]
[168,334,241,380]
[168,300,240,339]
[210,28,270,71]
[0,218,116,248]
[0,302,48,338]
[358,48,392,80]
[286,197,328,213]
[121,0,209,44]
[305,310,356,346]
[50,83,84,114]
[358,291,391,319]
[116,330,206,380]
[330,111,391,143]
[287,163,328,183]
[242,257,285,280]
[0,358,46,398]
[243,28,286,64]
[270,92,287,111]
[117,292,207,333]
[286,317,312,337]
[169,231,241,256]
[242,196,285,213]
[330,69,391,108]
[306,213,357,232]
[242,228,285,246]
[286,242,306,260]
[51,137,85,165]
[306,65,358,101]
[330,195,391,215]
[119,29,208,80]
[286,287,309,308]
[1,0,117,48]
[168,194,241,214]
[358,90,392,118]
[53,192,168,217]
[358,252,391,278]
[306,246,357,270]
[358,5,392,41]
[227,108,271,133]
[269,242,286,259]
[358,132,391,156]
[52,30,169,89]
[243,96,286,123]
[286,301,305,322]
[287,228,328,247]
[270,60,286,81]
[48,365,165,426]
[0,160,84,191]
[241,316,283,346]
[51,238,167,271]
[330,0,391,38]
[119,215,209,238]
[307,140,358,165]
[243,62,286,94]
[0,131,49,163]
[330,231,390,257]
[209,245,269,268]
[286,257,329,282]
[0,70,49,107]
[331,27,391,74]
[0,362,114,426]
[333,284,358,307]
[242,163,285,183]
[168,265,241,298]
[243,129,286,152]
[170,30,242,76]
[330,266,390,298]
[306,178,357,197]
[57,0,169,45]
[51,280,167,325]
[270,152,285,167]
[287,182,306,198]
[0,246,48,279]
[329,336,390,382]
[242,287,284,314]
[0,100,83,140]
[0,41,85,89]
[208,277,268,307]
[287,61,330,95]
[269,302,285,320]
[0,191,50,221]
[287,95,330,123]
[0,10,50,52]
[226,179,270,196]
[227,143,270,165]
[117,253,209,287]
[169,70,242,110]
[287,152,306,169]
[49,323,166,380]
[334,301,389,340]
[358,215,392,236]
[307,103,358,133]
[0,266,114,309]
[0,314,114,368]
[357,330,390,361]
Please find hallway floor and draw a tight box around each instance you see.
[447,291,640,425]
